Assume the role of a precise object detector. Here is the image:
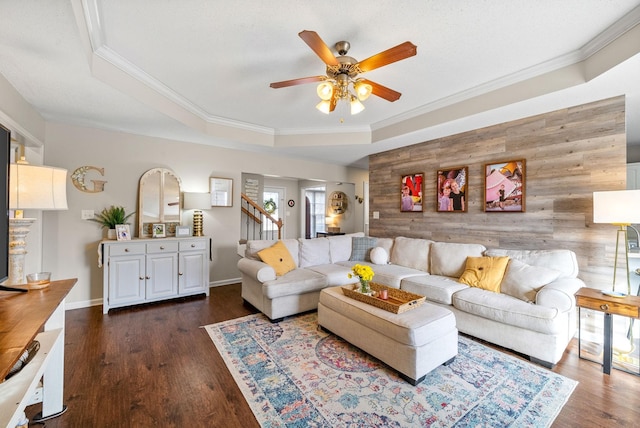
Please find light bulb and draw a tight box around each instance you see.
[316,82,334,101]
[316,100,331,114]
[354,81,372,101]
[350,97,365,115]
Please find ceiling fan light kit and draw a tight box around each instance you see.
[271,30,417,115]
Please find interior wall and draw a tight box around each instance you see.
[42,123,361,307]
[369,96,626,286]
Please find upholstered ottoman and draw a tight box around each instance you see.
[317,286,458,385]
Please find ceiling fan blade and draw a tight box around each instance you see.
[270,76,326,88]
[357,41,417,73]
[360,79,402,102]
[298,30,339,66]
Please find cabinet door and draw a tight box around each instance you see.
[146,253,178,299]
[108,255,145,306]
[179,251,207,295]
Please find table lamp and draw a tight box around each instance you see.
[183,192,210,236]
[593,189,640,294]
[6,159,68,286]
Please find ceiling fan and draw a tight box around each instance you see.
[270,30,417,115]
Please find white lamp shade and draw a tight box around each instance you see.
[9,163,68,210]
[183,192,210,210]
[350,98,365,115]
[593,189,640,224]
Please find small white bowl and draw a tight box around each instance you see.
[27,272,51,289]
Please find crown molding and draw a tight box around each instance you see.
[79,0,640,141]
[372,7,640,132]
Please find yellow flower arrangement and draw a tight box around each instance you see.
[348,264,374,293]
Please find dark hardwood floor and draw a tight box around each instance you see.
[26,284,639,427]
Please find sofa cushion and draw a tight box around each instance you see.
[500,259,563,302]
[306,263,355,287]
[327,235,353,263]
[246,239,299,266]
[390,236,433,272]
[375,237,395,256]
[370,247,389,265]
[257,240,296,276]
[262,269,327,299]
[458,256,510,292]
[350,236,377,261]
[430,242,486,277]
[401,275,469,305]
[484,248,578,278]
[452,287,561,335]
[298,237,331,267]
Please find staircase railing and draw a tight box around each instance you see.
[240,193,283,242]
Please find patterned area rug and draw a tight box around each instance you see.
[204,313,577,427]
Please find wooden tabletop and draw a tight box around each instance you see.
[575,287,640,318]
[0,278,77,380]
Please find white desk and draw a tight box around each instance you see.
[0,278,76,427]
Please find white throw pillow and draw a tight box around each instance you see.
[370,247,389,265]
[500,259,562,302]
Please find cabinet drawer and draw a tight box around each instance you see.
[179,239,207,252]
[107,243,146,256]
[576,295,640,318]
[147,241,179,254]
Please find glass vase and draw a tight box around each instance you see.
[359,279,371,294]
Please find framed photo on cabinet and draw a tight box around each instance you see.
[436,166,468,212]
[401,173,423,212]
[484,159,525,212]
[115,224,131,241]
[152,223,166,238]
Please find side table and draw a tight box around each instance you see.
[575,287,640,374]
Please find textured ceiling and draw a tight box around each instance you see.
[1,0,639,169]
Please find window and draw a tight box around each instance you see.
[306,188,325,238]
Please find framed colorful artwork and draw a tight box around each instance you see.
[484,159,525,212]
[401,173,423,212]
[436,166,468,212]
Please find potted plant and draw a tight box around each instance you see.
[90,205,135,239]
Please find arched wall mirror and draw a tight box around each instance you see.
[138,168,181,237]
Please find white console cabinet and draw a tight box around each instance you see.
[101,237,210,313]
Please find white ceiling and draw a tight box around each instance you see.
[1,0,639,169]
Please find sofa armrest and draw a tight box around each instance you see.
[536,277,585,312]
[237,258,276,283]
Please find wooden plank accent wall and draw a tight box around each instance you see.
[369,96,626,286]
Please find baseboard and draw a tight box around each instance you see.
[63,279,242,310]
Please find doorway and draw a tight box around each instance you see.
[263,186,285,239]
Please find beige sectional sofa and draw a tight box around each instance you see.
[237,233,585,367]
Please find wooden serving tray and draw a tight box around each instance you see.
[341,282,426,314]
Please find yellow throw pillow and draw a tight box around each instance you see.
[257,240,296,276]
[458,256,510,293]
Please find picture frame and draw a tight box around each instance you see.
[115,224,131,241]
[484,159,525,212]
[152,223,166,238]
[436,166,468,212]
[401,173,423,212]
[175,225,191,237]
[210,177,233,207]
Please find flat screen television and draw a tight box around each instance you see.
[0,124,10,284]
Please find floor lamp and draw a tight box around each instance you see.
[593,189,640,295]
[6,160,68,286]
[183,192,210,237]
